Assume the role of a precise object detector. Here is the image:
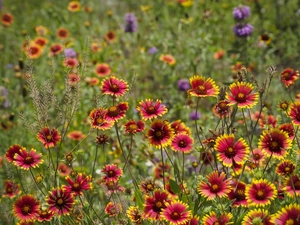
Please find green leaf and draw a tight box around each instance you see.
[169,179,181,195]
[135,189,144,210]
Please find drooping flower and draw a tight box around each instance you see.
[278,100,289,111]
[278,123,295,140]
[214,134,249,167]
[233,23,254,37]
[95,63,111,77]
[89,108,114,130]
[37,207,55,222]
[68,1,81,12]
[37,127,61,149]
[287,102,300,126]
[197,170,232,200]
[272,204,300,225]
[147,119,173,148]
[96,134,109,145]
[242,209,273,225]
[5,144,24,163]
[127,206,142,224]
[143,190,171,221]
[232,5,251,20]
[226,82,258,108]
[161,201,191,225]
[140,179,159,194]
[124,120,145,134]
[124,13,138,32]
[4,180,21,198]
[63,173,92,196]
[2,13,14,26]
[213,100,230,117]
[202,211,233,225]
[280,68,299,87]
[171,133,193,153]
[283,175,300,197]
[228,181,247,207]
[245,179,277,207]
[13,148,43,170]
[101,164,123,182]
[188,75,220,98]
[67,130,85,141]
[171,120,191,135]
[101,76,129,97]
[57,162,71,176]
[136,99,168,121]
[13,195,40,222]
[47,187,74,216]
[106,102,129,122]
[57,28,69,39]
[276,160,296,176]
[159,54,176,66]
[105,202,122,217]
[258,128,291,159]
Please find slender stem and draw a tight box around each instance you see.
[123,135,133,171]
[182,153,185,183]
[194,98,205,149]
[83,192,104,223]
[92,145,99,179]
[242,108,253,155]
[160,146,165,189]
[16,168,27,194]
[29,168,46,196]
[263,153,273,174]
[79,195,94,223]
[289,175,299,204]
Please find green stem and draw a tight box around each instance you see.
[29,168,46,196]
[160,146,165,189]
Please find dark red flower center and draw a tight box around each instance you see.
[66,59,76,66]
[282,72,291,80]
[255,189,266,200]
[213,222,220,225]
[107,106,120,117]
[72,182,81,191]
[6,187,12,194]
[178,140,187,148]
[268,140,281,152]
[146,106,156,114]
[280,102,288,110]
[235,189,245,200]
[107,32,115,40]
[110,84,120,93]
[24,156,34,164]
[153,200,164,212]
[56,198,64,206]
[196,85,207,95]
[108,170,116,177]
[295,180,300,190]
[21,205,31,214]
[51,45,61,53]
[98,66,108,74]
[235,92,246,102]
[210,184,220,193]
[96,117,104,125]
[71,3,79,9]
[46,135,52,141]
[3,15,12,23]
[30,47,39,55]
[58,30,68,37]
[225,146,236,157]
[154,130,165,140]
[128,124,138,132]
[253,153,261,160]
[146,184,154,191]
[170,211,181,220]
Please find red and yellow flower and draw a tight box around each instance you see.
[105,202,122,217]
[47,187,74,216]
[68,1,81,12]
[159,54,176,66]
[226,82,258,108]
[214,134,249,167]
[6,144,24,163]
[49,43,63,56]
[4,180,21,198]
[105,31,117,43]
[37,207,55,222]
[34,36,48,48]
[2,13,14,26]
[287,102,300,126]
[283,175,300,197]
[67,130,85,141]
[228,181,247,207]
[213,100,230,117]
[197,170,232,200]
[171,120,191,135]
[101,76,129,97]
[13,148,43,170]
[188,75,220,98]
[124,120,145,134]
[258,128,291,159]
[13,195,40,222]
[202,211,233,225]
[147,119,173,148]
[37,127,61,149]
[245,179,277,207]
[276,160,296,176]
[161,201,191,225]
[272,204,300,225]
[127,206,142,224]
[106,102,129,122]
[63,173,92,196]
[89,108,114,130]
[57,28,69,39]
[26,44,43,59]
[281,68,299,87]
[68,73,81,86]
[101,164,123,182]
[63,58,78,68]
[171,133,193,153]
[136,99,168,120]
[95,63,111,77]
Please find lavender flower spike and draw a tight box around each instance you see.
[232,5,251,21]
[233,23,254,37]
[124,13,138,33]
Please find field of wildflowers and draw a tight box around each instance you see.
[1,0,300,224]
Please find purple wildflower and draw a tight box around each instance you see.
[0,86,10,108]
[232,5,251,20]
[64,48,77,58]
[177,79,190,91]
[124,13,138,33]
[148,47,158,54]
[233,23,254,37]
[190,111,201,120]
